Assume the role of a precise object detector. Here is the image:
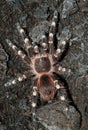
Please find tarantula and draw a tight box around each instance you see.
[5,10,71,121]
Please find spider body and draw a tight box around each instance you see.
[5,9,71,122]
[30,54,56,100]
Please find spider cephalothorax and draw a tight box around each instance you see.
[5,9,71,122]
[30,54,54,75]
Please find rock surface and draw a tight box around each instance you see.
[0,0,88,130]
[36,102,81,130]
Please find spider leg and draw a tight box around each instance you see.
[4,70,33,87]
[40,34,48,54]
[48,10,58,54]
[54,79,70,110]
[16,23,40,57]
[32,86,37,122]
[54,40,69,60]
[54,65,71,76]
[6,39,31,67]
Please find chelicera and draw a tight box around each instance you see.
[5,9,71,121]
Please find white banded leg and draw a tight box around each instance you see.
[48,10,58,54]
[54,80,69,103]
[16,23,34,57]
[54,40,68,59]
[32,86,37,122]
[4,74,27,87]
[33,44,40,54]
[4,70,33,87]
[54,65,71,76]
[40,34,48,54]
[6,39,30,66]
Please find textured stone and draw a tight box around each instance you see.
[36,102,81,130]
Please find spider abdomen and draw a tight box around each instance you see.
[35,57,51,73]
[37,73,56,100]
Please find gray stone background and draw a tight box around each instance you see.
[0,0,88,130]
